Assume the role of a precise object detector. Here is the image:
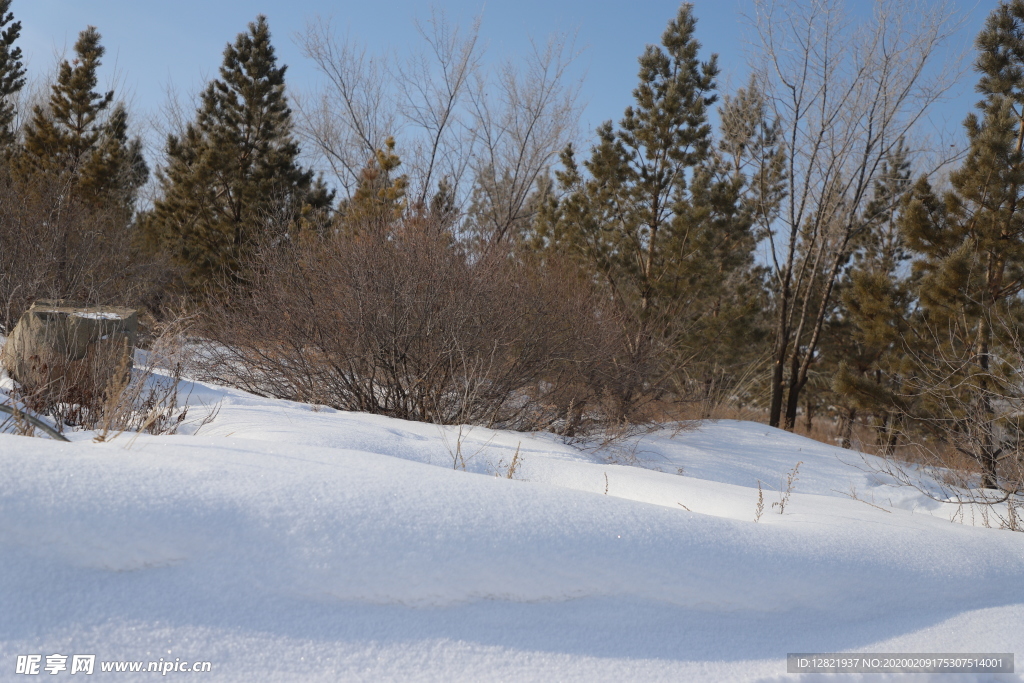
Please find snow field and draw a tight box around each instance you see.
[1,375,1022,681]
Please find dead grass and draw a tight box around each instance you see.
[1,316,209,441]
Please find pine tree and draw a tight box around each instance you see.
[897,0,1024,489]
[77,102,149,210]
[142,15,332,291]
[676,77,781,410]
[7,26,147,297]
[536,5,770,413]
[15,26,146,209]
[336,137,407,232]
[565,3,718,315]
[0,0,25,147]
[20,27,112,178]
[832,144,914,452]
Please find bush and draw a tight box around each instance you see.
[194,213,628,433]
[0,167,178,335]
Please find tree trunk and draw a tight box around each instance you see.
[976,318,999,489]
[783,373,800,431]
[872,411,900,457]
[839,406,856,449]
[882,418,898,457]
[768,303,789,427]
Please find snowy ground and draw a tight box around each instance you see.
[1,365,1022,681]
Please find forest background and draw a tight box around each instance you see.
[2,0,1023,498]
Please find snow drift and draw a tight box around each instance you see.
[1,376,1022,681]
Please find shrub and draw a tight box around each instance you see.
[194,213,627,432]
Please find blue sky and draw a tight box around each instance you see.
[15,0,992,154]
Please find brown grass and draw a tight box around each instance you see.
[2,317,200,440]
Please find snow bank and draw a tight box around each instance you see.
[1,377,1022,681]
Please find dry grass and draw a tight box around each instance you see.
[1,316,204,441]
[772,461,802,514]
[754,481,765,522]
[788,412,994,486]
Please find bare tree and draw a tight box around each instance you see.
[0,168,163,333]
[393,10,482,206]
[295,13,581,226]
[465,32,582,247]
[897,310,1024,494]
[748,0,965,429]
[295,17,397,199]
[849,308,1024,528]
[196,212,625,433]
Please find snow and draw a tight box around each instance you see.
[1,372,1022,681]
[69,312,124,320]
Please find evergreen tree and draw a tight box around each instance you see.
[336,137,407,232]
[896,0,1024,488]
[557,3,718,314]
[831,143,914,452]
[77,102,149,210]
[536,5,771,413]
[0,0,24,147]
[20,27,112,177]
[16,26,146,209]
[143,15,331,291]
[676,77,781,409]
[7,26,147,298]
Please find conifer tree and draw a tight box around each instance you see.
[896,0,1024,488]
[831,144,914,452]
[677,77,781,405]
[143,15,331,291]
[536,5,771,412]
[562,3,717,314]
[336,137,407,231]
[16,26,146,209]
[6,26,147,298]
[20,27,112,177]
[540,4,717,389]
[0,0,25,147]
[77,102,149,209]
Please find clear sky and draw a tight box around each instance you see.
[13,0,992,160]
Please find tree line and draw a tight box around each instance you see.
[1,0,1023,491]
